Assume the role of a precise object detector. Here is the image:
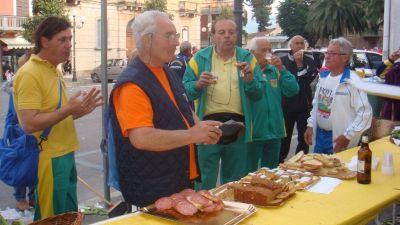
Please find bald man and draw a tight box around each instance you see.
[280,35,318,162]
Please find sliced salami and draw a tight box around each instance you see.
[174,199,198,216]
[202,203,218,213]
[198,190,223,203]
[186,192,213,208]
[179,188,196,197]
[154,196,173,211]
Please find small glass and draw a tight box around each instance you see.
[210,72,218,81]
[265,52,273,63]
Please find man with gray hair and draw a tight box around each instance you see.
[247,37,299,171]
[304,37,372,154]
[280,35,318,162]
[109,10,222,207]
[168,41,192,80]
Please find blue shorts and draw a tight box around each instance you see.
[314,127,333,154]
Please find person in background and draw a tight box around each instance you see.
[12,49,35,211]
[183,17,263,189]
[376,48,400,79]
[168,41,192,80]
[247,37,299,171]
[304,37,372,154]
[110,10,222,207]
[379,49,400,121]
[2,61,12,81]
[13,17,103,220]
[191,46,198,56]
[280,35,318,162]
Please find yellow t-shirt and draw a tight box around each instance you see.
[13,54,79,159]
[204,48,243,116]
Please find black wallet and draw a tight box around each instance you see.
[218,120,245,145]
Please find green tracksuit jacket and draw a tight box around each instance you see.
[252,64,300,140]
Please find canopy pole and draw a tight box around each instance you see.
[100,0,110,202]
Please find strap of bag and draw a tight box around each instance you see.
[38,80,62,145]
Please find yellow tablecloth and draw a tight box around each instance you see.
[93,137,400,225]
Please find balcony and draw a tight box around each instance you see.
[0,16,28,32]
[178,1,197,17]
[117,0,144,12]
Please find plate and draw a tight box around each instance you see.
[140,200,256,225]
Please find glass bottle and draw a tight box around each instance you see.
[357,136,372,184]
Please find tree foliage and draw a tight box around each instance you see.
[277,0,316,46]
[143,0,174,20]
[277,0,383,45]
[144,0,168,12]
[22,0,66,42]
[365,0,384,33]
[306,0,366,41]
[247,0,273,32]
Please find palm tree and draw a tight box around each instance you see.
[365,0,384,33]
[306,0,367,41]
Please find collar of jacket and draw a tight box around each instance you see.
[287,50,295,61]
[196,45,252,62]
[319,66,351,83]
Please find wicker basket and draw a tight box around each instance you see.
[29,212,84,225]
[370,118,400,141]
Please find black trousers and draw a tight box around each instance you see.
[280,110,310,163]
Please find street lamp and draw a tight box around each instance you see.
[201,22,212,46]
[70,9,86,82]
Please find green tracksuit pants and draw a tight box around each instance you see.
[34,152,77,221]
[247,139,281,173]
[195,136,248,190]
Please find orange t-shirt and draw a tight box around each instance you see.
[113,65,199,180]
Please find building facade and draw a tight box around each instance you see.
[0,0,32,77]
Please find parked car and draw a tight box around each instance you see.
[91,58,127,83]
[273,48,383,77]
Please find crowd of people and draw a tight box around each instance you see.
[3,9,399,222]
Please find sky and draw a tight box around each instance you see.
[245,0,282,33]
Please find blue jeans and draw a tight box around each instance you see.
[314,126,333,154]
[14,186,35,202]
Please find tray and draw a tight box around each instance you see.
[280,152,357,180]
[140,200,256,225]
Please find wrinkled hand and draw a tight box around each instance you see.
[195,72,216,90]
[189,120,223,145]
[68,88,103,118]
[269,55,285,71]
[293,50,304,66]
[333,135,350,153]
[389,49,400,62]
[304,127,313,145]
[235,61,253,82]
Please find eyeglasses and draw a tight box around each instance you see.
[324,52,347,56]
[153,32,180,42]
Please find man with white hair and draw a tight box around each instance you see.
[280,35,318,162]
[168,41,192,80]
[304,37,372,153]
[247,37,299,171]
[109,10,222,207]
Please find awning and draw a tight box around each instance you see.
[0,36,33,49]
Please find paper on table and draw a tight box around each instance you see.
[307,177,342,194]
[346,156,380,171]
